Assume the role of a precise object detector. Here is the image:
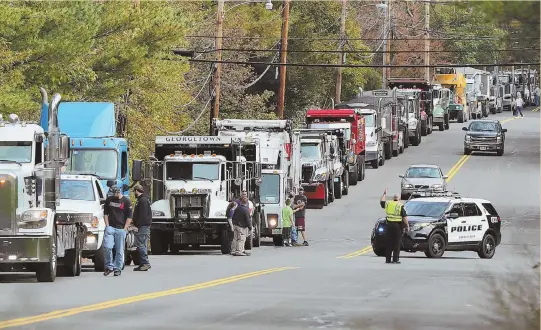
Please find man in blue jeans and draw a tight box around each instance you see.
[132,184,152,271]
[103,185,133,276]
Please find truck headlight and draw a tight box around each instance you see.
[91,216,99,228]
[496,136,501,142]
[465,135,471,142]
[267,214,278,228]
[18,210,48,229]
[348,155,355,163]
[314,173,327,181]
[152,210,165,217]
[86,233,97,245]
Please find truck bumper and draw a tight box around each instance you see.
[364,151,378,162]
[464,142,503,152]
[0,236,51,263]
[433,116,444,123]
[302,182,326,208]
[408,129,416,137]
[151,220,228,245]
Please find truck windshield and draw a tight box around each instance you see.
[60,180,95,202]
[66,149,118,180]
[301,143,321,159]
[0,141,32,163]
[166,162,219,181]
[466,83,474,93]
[363,114,375,127]
[260,174,280,204]
[408,100,415,113]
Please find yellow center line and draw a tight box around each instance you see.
[0,267,298,329]
[445,154,470,183]
[336,245,372,259]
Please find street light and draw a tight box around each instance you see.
[265,0,273,10]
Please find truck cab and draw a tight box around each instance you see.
[432,85,450,131]
[40,102,129,196]
[133,136,261,255]
[396,90,421,146]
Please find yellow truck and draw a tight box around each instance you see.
[432,67,469,123]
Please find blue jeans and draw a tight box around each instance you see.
[135,226,150,266]
[516,106,523,117]
[103,226,126,271]
[536,95,539,106]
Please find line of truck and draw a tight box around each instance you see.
[1,67,538,281]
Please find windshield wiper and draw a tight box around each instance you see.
[169,177,187,182]
[0,160,22,166]
[408,214,429,217]
[193,176,213,181]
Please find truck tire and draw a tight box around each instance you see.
[384,142,392,160]
[421,119,427,136]
[427,117,433,134]
[62,241,82,277]
[349,164,358,185]
[439,122,444,131]
[36,227,57,282]
[404,129,409,148]
[93,246,105,272]
[150,231,167,255]
[221,229,232,254]
[464,147,471,155]
[490,107,496,115]
[457,112,464,123]
[371,159,378,169]
[359,156,365,181]
[379,148,385,166]
[392,146,399,157]
[328,179,335,203]
[411,129,421,146]
[323,185,329,206]
[342,172,349,196]
[334,177,343,199]
[253,213,261,247]
[444,114,450,130]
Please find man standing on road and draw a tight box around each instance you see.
[534,86,540,107]
[103,185,133,276]
[515,93,524,118]
[132,184,152,271]
[293,188,309,246]
[231,195,252,256]
[380,189,409,264]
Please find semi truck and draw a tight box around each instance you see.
[296,130,338,209]
[132,135,262,254]
[212,119,301,247]
[387,78,434,136]
[337,89,399,166]
[395,89,421,147]
[40,101,130,196]
[305,109,366,185]
[0,89,88,282]
[431,84,451,131]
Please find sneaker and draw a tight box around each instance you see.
[103,268,113,276]
[134,264,151,271]
[303,241,309,246]
[114,270,121,276]
[392,261,401,264]
[240,252,251,256]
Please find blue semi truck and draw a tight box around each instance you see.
[40,101,130,196]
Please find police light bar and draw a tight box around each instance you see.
[411,190,461,199]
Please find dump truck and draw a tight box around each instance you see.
[433,67,468,124]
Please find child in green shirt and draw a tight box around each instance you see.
[282,199,299,246]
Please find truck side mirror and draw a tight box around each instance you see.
[106,180,115,187]
[502,128,507,133]
[59,135,70,160]
[132,159,143,181]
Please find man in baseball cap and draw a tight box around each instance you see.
[132,184,152,271]
[102,185,133,276]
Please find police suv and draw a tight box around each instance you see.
[371,191,502,259]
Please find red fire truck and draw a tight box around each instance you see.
[306,109,367,185]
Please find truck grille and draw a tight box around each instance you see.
[302,165,314,183]
[471,136,497,143]
[0,174,16,234]
[172,194,209,220]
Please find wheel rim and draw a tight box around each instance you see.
[431,237,443,255]
[484,236,495,255]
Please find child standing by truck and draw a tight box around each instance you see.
[281,199,296,246]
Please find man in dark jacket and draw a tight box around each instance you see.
[103,185,133,276]
[231,195,252,256]
[132,184,152,271]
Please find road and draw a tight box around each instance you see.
[0,107,539,330]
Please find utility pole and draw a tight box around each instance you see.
[335,0,347,105]
[210,0,225,134]
[276,0,291,119]
[380,0,389,89]
[385,0,391,87]
[424,2,430,82]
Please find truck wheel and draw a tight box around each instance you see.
[253,213,261,247]
[220,230,232,254]
[457,112,464,123]
[392,146,399,157]
[490,107,496,115]
[150,231,168,255]
[421,120,427,136]
[497,148,504,156]
[427,118,433,134]
[379,148,386,166]
[439,123,444,131]
[411,130,421,146]
[94,246,105,272]
[471,113,476,120]
[323,185,329,206]
[477,233,496,259]
[404,129,409,148]
[334,176,343,199]
[359,156,365,181]
[36,227,57,282]
[273,235,284,247]
[342,172,349,196]
[384,142,392,160]
[328,180,335,203]
[444,114,450,130]
[464,147,471,155]
[349,164,358,185]
[425,233,446,258]
[371,159,378,169]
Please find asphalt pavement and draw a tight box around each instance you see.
[0,107,539,330]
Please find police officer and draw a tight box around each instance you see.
[380,188,409,264]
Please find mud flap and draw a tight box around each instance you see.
[303,183,325,209]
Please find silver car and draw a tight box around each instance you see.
[399,164,448,200]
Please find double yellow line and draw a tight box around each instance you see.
[531,106,540,112]
[336,245,372,259]
[0,267,297,328]
[445,154,470,183]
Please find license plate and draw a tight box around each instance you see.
[272,229,282,235]
[480,147,486,150]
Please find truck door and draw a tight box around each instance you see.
[119,145,129,194]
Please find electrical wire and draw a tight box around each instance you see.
[174,67,214,109]
[157,97,213,135]
[200,47,539,54]
[223,51,279,89]
[185,35,539,41]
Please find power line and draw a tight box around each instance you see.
[198,48,539,54]
[188,59,540,68]
[185,35,539,41]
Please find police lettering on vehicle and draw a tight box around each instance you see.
[450,224,483,233]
